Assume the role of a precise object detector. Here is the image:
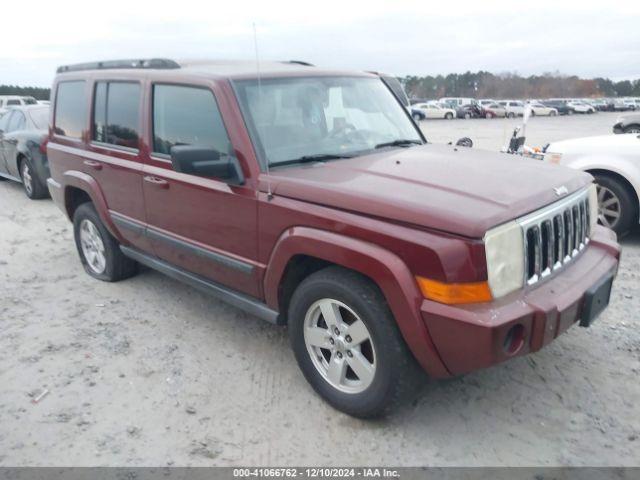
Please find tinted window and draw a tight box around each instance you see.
[7,99,20,106]
[29,107,50,130]
[7,111,25,132]
[93,82,140,148]
[0,111,12,131]
[54,81,86,138]
[24,98,37,105]
[153,85,231,156]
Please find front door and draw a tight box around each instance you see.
[142,83,260,298]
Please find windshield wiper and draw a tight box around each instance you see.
[274,153,355,167]
[375,139,423,149]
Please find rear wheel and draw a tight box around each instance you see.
[507,112,515,118]
[464,112,471,119]
[445,112,453,120]
[592,174,637,237]
[485,112,494,119]
[19,157,48,199]
[73,202,138,281]
[550,110,557,116]
[288,266,423,418]
[623,124,640,134]
[412,113,422,122]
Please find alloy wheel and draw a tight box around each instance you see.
[303,298,376,394]
[21,162,33,197]
[596,184,622,229]
[79,219,107,274]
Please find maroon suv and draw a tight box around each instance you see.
[46,59,620,418]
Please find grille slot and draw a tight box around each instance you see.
[521,190,591,286]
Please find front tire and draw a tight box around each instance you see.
[623,124,640,134]
[73,203,138,281]
[288,266,423,418]
[412,113,422,122]
[445,112,453,120]
[507,112,515,118]
[20,157,48,199]
[592,174,637,237]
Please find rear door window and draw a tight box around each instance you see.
[93,81,140,149]
[54,81,86,138]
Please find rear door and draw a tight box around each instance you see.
[3,110,26,177]
[142,82,260,298]
[0,111,13,175]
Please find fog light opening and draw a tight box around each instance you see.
[503,324,525,355]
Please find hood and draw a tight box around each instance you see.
[547,134,640,156]
[266,144,592,238]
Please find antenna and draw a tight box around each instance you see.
[253,22,273,201]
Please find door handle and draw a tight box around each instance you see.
[144,175,169,189]
[83,160,102,170]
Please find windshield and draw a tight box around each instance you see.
[234,76,423,167]
[28,107,49,129]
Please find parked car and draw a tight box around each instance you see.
[567,101,596,114]
[412,103,456,119]
[47,58,619,418]
[541,100,576,115]
[481,102,506,118]
[528,102,558,116]
[0,105,50,199]
[544,134,640,235]
[456,104,484,119]
[621,98,638,111]
[498,100,525,118]
[439,97,475,108]
[0,95,39,112]
[587,99,609,111]
[613,113,640,134]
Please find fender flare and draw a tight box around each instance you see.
[263,226,451,378]
[61,170,125,242]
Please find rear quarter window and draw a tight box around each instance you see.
[54,81,86,139]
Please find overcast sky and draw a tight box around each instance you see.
[2,0,639,87]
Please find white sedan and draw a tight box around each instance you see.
[544,134,640,235]
[567,101,596,114]
[528,102,558,116]
[412,103,456,120]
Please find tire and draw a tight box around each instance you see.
[464,112,471,119]
[567,109,574,115]
[592,173,637,237]
[288,266,424,418]
[507,112,515,119]
[550,110,557,116]
[485,112,494,119]
[73,202,138,281]
[530,110,536,117]
[623,124,640,134]
[412,113,422,122]
[19,157,48,200]
[445,112,453,120]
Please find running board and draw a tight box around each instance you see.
[120,246,280,324]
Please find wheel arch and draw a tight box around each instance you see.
[61,171,124,241]
[263,226,451,378]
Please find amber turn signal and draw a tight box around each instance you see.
[416,276,493,305]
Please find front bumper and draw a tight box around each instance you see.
[421,226,620,376]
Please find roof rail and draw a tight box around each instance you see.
[283,60,314,66]
[56,58,180,74]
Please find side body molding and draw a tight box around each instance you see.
[263,226,451,378]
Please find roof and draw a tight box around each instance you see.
[54,58,373,80]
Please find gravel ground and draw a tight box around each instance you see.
[0,111,639,467]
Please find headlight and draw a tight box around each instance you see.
[589,183,598,236]
[484,221,525,298]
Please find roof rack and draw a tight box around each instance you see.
[283,60,314,66]
[56,58,180,74]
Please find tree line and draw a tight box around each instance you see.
[400,72,640,100]
[0,85,50,100]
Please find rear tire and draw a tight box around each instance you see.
[73,202,138,281]
[507,112,515,118]
[288,266,424,418]
[623,124,640,134]
[445,112,453,120]
[592,173,637,237]
[19,157,48,200]
[412,113,422,122]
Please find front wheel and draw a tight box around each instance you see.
[623,125,640,134]
[412,113,422,122]
[288,267,423,418]
[445,112,453,120]
[73,203,138,281]
[507,112,515,118]
[550,110,557,116]
[593,174,637,237]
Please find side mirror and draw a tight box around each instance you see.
[170,146,244,185]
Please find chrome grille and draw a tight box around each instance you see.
[519,189,591,285]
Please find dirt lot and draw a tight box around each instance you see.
[0,111,639,466]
